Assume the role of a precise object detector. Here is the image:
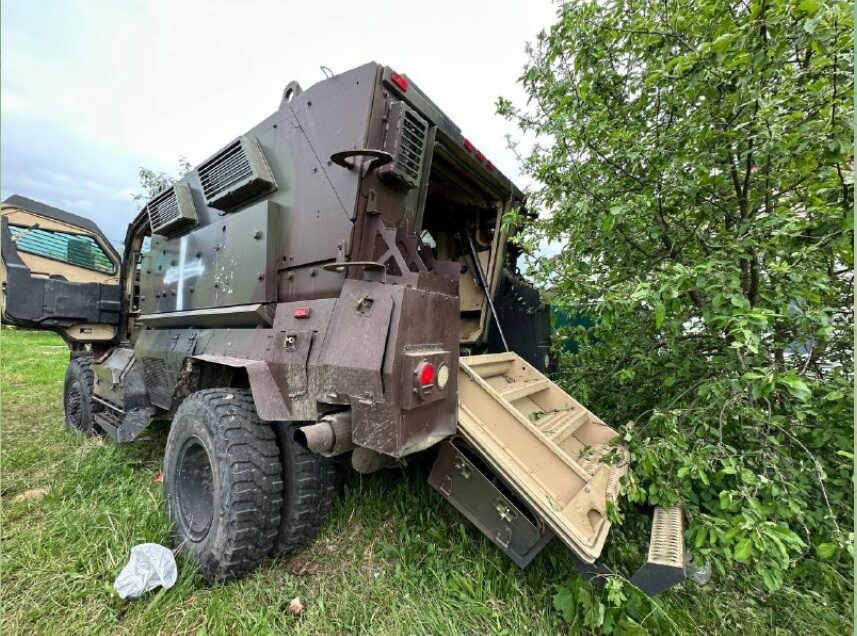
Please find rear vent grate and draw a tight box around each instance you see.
[380,101,428,190]
[198,136,277,211]
[146,183,198,237]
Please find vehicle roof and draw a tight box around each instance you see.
[392,66,525,202]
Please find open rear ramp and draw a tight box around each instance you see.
[430,352,629,564]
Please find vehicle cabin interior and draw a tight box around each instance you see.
[418,143,509,345]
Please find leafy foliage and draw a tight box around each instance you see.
[500,0,853,613]
[553,577,652,634]
[131,157,192,202]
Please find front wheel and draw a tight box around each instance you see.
[163,388,283,583]
[63,356,99,436]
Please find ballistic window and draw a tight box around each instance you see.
[9,225,115,274]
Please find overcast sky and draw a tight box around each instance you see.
[1,0,556,243]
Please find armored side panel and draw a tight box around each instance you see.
[135,63,382,327]
[138,200,281,318]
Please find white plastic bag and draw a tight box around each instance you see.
[113,543,178,599]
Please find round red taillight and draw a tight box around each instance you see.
[418,362,436,387]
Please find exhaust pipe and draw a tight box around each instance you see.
[298,411,354,457]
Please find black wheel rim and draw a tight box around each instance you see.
[66,383,83,430]
[176,436,215,541]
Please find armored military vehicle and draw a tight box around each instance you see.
[1,62,685,595]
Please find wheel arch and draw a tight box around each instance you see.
[175,355,292,422]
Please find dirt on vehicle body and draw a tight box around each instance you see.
[1,62,684,595]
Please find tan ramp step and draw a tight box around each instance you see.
[630,506,686,595]
[537,408,589,444]
[457,352,629,564]
[497,377,551,402]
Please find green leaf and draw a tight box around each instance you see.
[710,33,736,54]
[654,303,666,329]
[816,543,838,559]
[780,375,812,401]
[740,469,755,485]
[734,539,753,561]
[552,585,576,621]
[761,568,782,592]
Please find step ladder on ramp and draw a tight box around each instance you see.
[429,351,686,595]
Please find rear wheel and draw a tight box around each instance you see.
[164,388,283,583]
[273,424,336,555]
[63,356,99,436]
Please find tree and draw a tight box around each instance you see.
[131,157,192,203]
[500,0,852,598]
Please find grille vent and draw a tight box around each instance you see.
[647,506,684,567]
[146,182,198,237]
[380,101,429,190]
[142,357,171,409]
[198,136,277,211]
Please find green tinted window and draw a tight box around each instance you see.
[9,225,115,274]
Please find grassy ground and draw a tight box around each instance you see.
[0,328,851,635]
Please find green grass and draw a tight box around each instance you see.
[1,328,851,634]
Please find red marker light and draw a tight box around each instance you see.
[294,307,311,319]
[486,161,495,171]
[475,150,485,162]
[390,71,409,92]
[463,138,475,153]
[418,362,436,387]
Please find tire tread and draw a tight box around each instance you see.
[165,388,283,583]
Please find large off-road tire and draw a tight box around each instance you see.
[63,355,99,436]
[273,424,336,555]
[163,388,283,583]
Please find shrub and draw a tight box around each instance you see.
[499,0,853,601]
